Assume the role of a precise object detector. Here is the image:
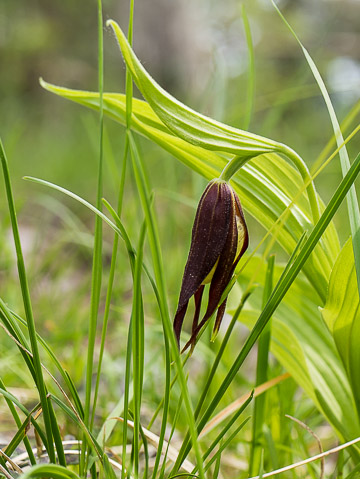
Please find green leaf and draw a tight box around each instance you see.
[321,239,360,413]
[19,464,81,479]
[107,20,281,157]
[38,82,340,301]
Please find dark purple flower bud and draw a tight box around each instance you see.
[174,179,249,352]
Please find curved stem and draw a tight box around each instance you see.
[219,145,321,225]
[219,155,252,182]
[280,144,320,224]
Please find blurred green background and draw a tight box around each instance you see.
[1,0,359,197]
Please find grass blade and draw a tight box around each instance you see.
[0,139,57,463]
[272,0,360,295]
[250,255,275,475]
[132,220,147,478]
[83,0,104,453]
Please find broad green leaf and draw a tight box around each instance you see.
[20,464,81,479]
[238,256,360,442]
[39,82,340,302]
[321,239,360,411]
[107,20,281,157]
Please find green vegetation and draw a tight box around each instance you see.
[1,1,360,478]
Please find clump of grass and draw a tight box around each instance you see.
[1,1,360,479]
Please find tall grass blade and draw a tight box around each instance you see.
[250,255,275,475]
[83,0,104,442]
[197,392,253,473]
[122,319,133,479]
[203,417,250,474]
[272,0,360,295]
[132,221,147,479]
[0,139,57,463]
[0,378,36,465]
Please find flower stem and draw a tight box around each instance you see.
[219,146,320,225]
[280,144,320,224]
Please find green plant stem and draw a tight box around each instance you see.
[132,221,147,479]
[122,318,133,479]
[280,144,320,224]
[0,378,36,466]
[218,154,252,182]
[82,0,104,475]
[92,138,129,433]
[219,145,320,225]
[194,290,252,420]
[0,139,56,463]
[249,255,275,476]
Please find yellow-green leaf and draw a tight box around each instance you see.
[321,238,360,408]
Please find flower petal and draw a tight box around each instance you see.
[203,190,239,321]
[175,181,232,313]
[182,188,249,350]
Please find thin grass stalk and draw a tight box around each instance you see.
[194,290,252,420]
[172,153,360,471]
[82,0,104,475]
[203,417,251,474]
[92,137,130,439]
[191,392,253,476]
[158,393,184,479]
[212,446,222,479]
[312,100,360,173]
[122,317,134,479]
[122,1,136,474]
[128,145,172,479]
[126,0,135,127]
[7,306,84,418]
[84,0,104,429]
[138,423,149,479]
[127,131,205,479]
[0,378,36,466]
[0,139,56,463]
[132,222,147,479]
[2,398,47,458]
[250,255,275,475]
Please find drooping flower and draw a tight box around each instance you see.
[173,179,249,351]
